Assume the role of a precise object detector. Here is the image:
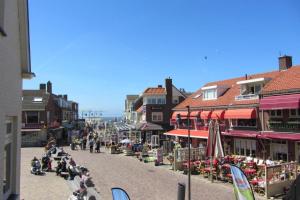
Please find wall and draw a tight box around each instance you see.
[0,0,24,198]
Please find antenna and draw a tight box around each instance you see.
[279,51,282,57]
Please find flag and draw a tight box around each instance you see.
[111,187,130,200]
[230,165,255,200]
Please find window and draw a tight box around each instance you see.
[270,109,282,118]
[26,111,39,123]
[3,143,11,194]
[152,112,163,122]
[0,0,6,37]
[289,109,300,118]
[33,97,43,103]
[203,89,217,100]
[6,120,12,134]
[234,139,256,156]
[271,140,288,161]
[231,119,256,127]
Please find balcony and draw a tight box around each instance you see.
[268,120,300,132]
[235,94,259,101]
[22,123,44,129]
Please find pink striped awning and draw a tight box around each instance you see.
[260,94,300,110]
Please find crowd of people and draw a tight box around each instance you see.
[69,127,101,153]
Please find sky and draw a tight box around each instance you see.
[24,0,300,117]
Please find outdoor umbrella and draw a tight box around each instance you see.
[214,122,224,158]
[120,139,131,144]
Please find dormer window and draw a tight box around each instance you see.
[201,85,228,100]
[236,77,270,101]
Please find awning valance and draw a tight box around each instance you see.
[222,130,259,138]
[172,111,188,119]
[211,110,225,119]
[260,94,300,110]
[258,132,300,141]
[164,129,208,139]
[200,111,212,119]
[224,108,256,119]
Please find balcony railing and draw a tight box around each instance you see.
[22,123,44,129]
[235,94,259,101]
[268,120,300,131]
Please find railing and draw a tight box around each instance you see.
[268,120,300,131]
[235,94,259,101]
[21,123,44,129]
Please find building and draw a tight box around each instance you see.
[124,95,139,123]
[0,0,34,199]
[167,56,300,162]
[133,78,188,146]
[22,81,79,146]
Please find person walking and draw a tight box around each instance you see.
[89,138,94,153]
[95,139,101,153]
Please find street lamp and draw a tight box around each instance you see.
[186,106,191,200]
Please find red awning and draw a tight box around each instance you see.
[164,129,208,139]
[190,111,200,119]
[211,110,225,119]
[172,111,188,119]
[258,132,300,141]
[224,108,256,119]
[222,130,259,138]
[201,111,212,119]
[260,94,300,110]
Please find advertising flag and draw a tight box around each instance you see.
[230,165,255,200]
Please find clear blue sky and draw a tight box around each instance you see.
[24,0,300,116]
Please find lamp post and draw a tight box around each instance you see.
[186,106,191,200]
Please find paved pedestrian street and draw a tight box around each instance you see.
[20,148,71,200]
[21,147,266,200]
[68,147,235,200]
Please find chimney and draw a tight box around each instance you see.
[47,81,52,94]
[63,95,68,100]
[279,55,292,71]
[165,77,173,105]
[39,83,46,91]
[158,85,163,88]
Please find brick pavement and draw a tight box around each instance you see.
[20,148,71,200]
[67,147,239,200]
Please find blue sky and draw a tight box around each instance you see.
[24,0,300,116]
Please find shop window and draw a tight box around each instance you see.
[234,139,256,157]
[26,111,39,123]
[271,140,288,161]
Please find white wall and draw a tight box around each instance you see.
[0,0,26,198]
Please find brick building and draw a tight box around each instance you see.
[167,56,300,162]
[132,78,188,146]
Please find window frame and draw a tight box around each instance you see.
[152,112,163,122]
[269,109,283,118]
[289,109,300,118]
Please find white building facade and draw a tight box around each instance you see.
[0,0,33,199]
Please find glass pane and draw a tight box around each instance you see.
[277,110,282,116]
[6,122,12,134]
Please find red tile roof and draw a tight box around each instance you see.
[174,70,283,110]
[143,87,166,95]
[262,65,300,94]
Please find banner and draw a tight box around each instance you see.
[230,165,255,200]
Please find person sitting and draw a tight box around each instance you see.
[31,156,38,166]
[75,181,87,199]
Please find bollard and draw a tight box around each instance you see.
[177,182,186,200]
